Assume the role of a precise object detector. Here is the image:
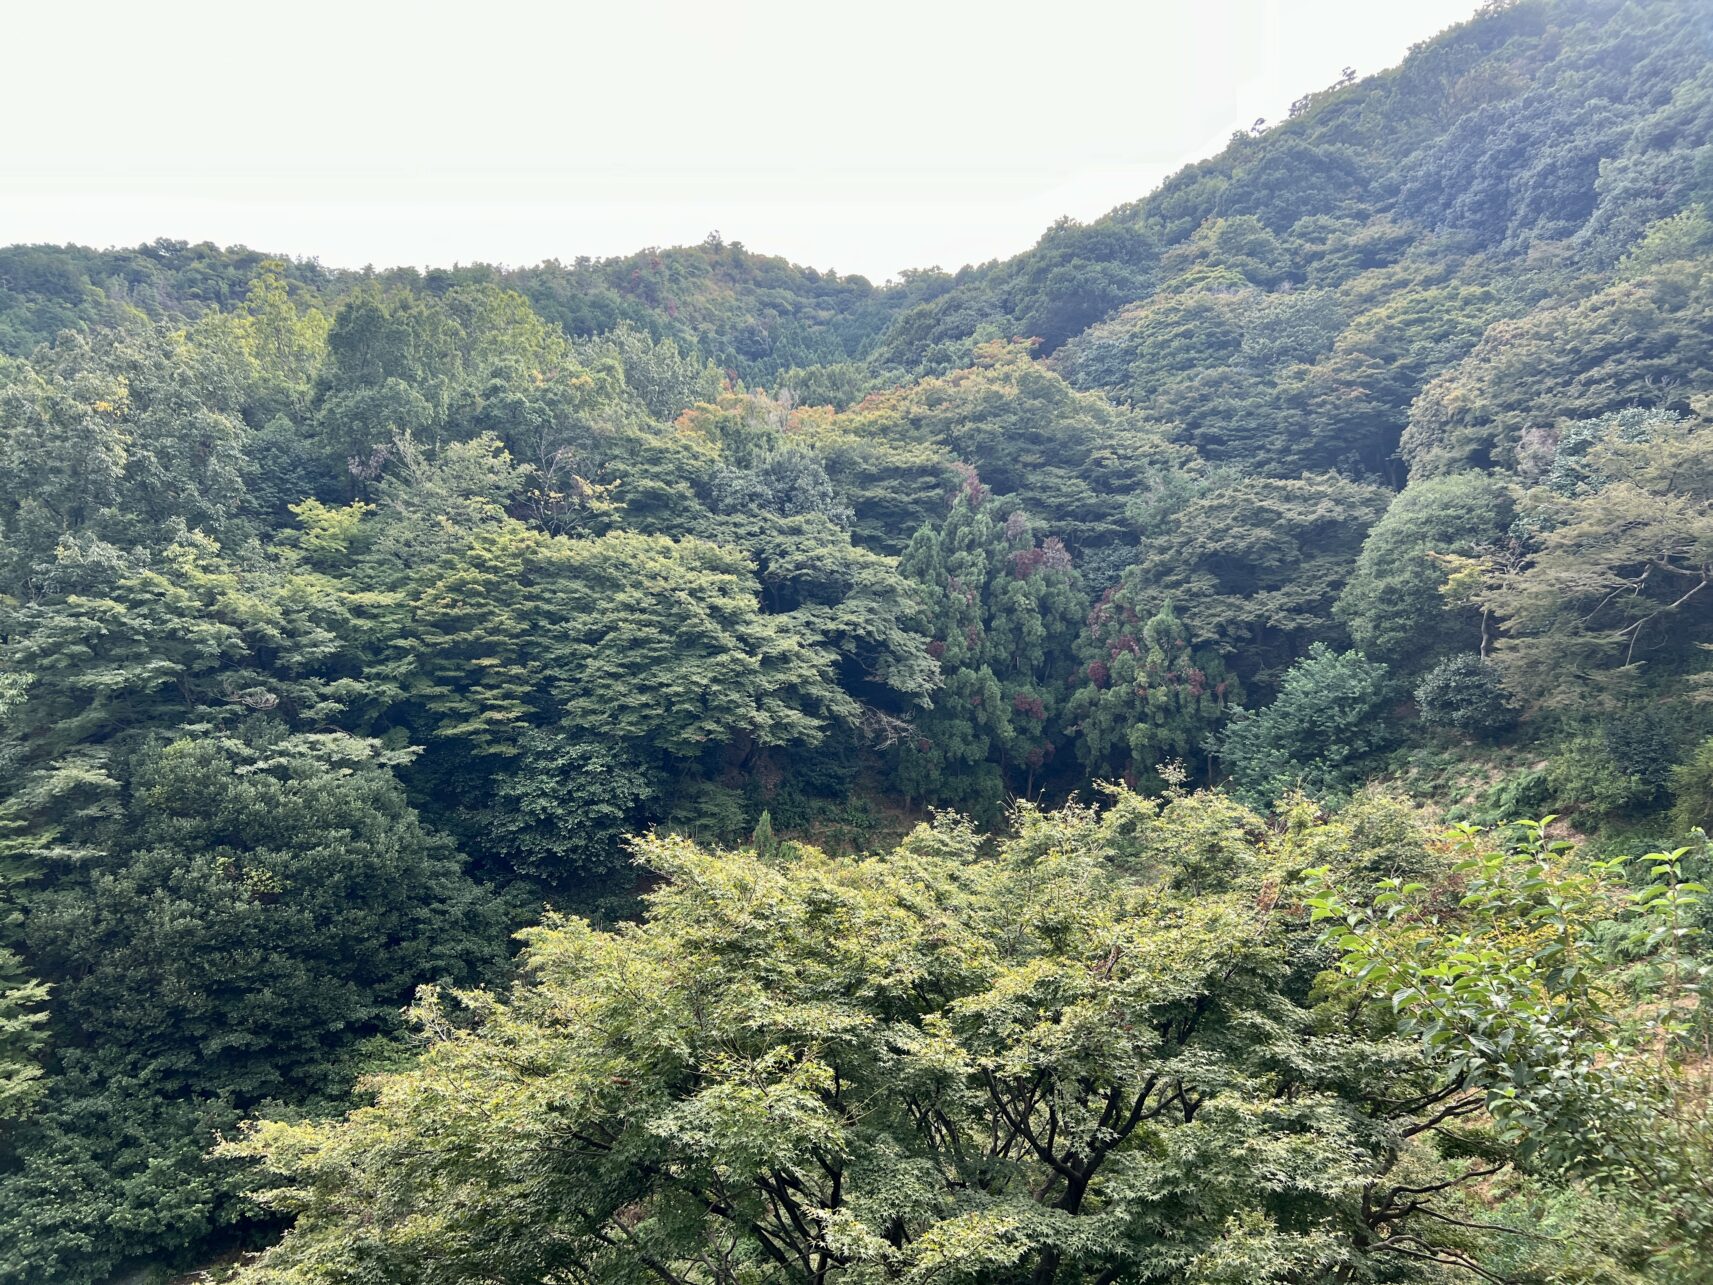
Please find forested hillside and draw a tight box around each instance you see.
[4,0,1713,1280]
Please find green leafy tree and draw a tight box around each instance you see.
[27,729,500,1098]
[1336,472,1514,673]
[1669,737,1713,834]
[1115,474,1388,691]
[749,807,779,858]
[228,790,1665,1285]
[716,513,939,717]
[1403,262,1713,476]
[571,321,721,421]
[476,729,657,882]
[219,797,1347,1284]
[542,530,853,761]
[0,327,253,588]
[403,519,552,759]
[1067,598,1239,783]
[0,948,46,1132]
[1306,820,1713,1277]
[0,528,397,766]
[0,728,502,1283]
[1220,644,1391,805]
[1414,654,1517,739]
[894,496,1086,809]
[1483,407,1713,711]
[836,343,1193,551]
[313,287,464,485]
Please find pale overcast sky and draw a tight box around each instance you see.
[2,0,1481,282]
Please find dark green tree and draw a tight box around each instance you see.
[1067,598,1239,784]
[1336,472,1514,673]
[1220,643,1392,805]
[894,496,1086,809]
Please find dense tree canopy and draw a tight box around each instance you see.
[230,796,1710,1285]
[2,0,1713,1279]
